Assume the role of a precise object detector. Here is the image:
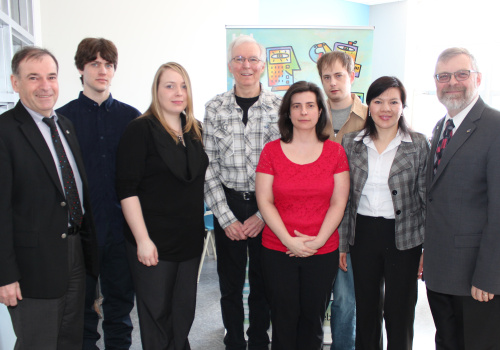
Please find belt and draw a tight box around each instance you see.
[223,185,256,201]
[67,225,81,235]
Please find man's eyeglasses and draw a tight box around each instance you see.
[231,56,261,65]
[434,70,478,83]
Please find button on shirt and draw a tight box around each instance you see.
[356,130,412,219]
[57,92,141,245]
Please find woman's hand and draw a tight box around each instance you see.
[285,231,317,257]
[136,238,159,266]
[296,230,326,251]
[339,252,348,272]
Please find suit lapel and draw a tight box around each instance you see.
[15,103,64,196]
[389,139,416,178]
[431,98,484,187]
[427,118,444,189]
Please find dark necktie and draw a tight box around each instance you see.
[433,119,455,175]
[43,117,83,226]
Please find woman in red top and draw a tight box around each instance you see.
[256,81,350,350]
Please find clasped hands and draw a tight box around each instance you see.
[285,231,323,258]
[224,214,265,241]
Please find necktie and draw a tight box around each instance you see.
[433,119,455,175]
[43,117,83,226]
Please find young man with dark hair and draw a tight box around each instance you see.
[57,37,140,350]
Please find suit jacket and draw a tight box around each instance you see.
[424,97,500,296]
[339,130,429,253]
[0,102,99,298]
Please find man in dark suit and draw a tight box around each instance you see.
[0,47,98,349]
[424,47,500,350]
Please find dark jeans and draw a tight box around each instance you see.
[261,248,338,350]
[83,232,135,350]
[214,188,270,350]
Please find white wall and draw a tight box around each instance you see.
[39,0,261,117]
[369,0,408,81]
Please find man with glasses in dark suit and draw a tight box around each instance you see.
[424,47,500,350]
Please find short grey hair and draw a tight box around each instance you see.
[436,47,479,73]
[227,35,266,64]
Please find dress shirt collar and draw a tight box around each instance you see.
[22,101,57,124]
[354,128,411,144]
[77,91,115,110]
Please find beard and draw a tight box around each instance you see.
[438,83,478,112]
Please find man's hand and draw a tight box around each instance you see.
[339,252,348,272]
[417,252,424,279]
[0,282,22,307]
[242,215,265,238]
[471,285,495,302]
[224,221,246,241]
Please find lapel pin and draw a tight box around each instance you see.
[467,129,471,133]
[66,130,70,134]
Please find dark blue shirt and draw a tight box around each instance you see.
[57,92,141,246]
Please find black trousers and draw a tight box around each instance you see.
[83,230,135,350]
[213,188,270,350]
[350,214,421,350]
[427,288,500,350]
[8,234,86,350]
[261,247,337,350]
[126,241,200,350]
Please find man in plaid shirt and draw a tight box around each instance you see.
[203,35,281,350]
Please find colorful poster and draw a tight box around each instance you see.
[226,26,374,101]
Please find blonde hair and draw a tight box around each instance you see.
[142,62,201,143]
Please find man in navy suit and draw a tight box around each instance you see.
[0,47,98,349]
[424,47,500,350]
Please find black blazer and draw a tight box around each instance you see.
[0,102,99,298]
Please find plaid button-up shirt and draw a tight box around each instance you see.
[203,86,281,229]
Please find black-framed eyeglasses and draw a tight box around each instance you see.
[434,70,478,83]
[231,56,261,65]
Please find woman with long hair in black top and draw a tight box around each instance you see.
[116,62,208,350]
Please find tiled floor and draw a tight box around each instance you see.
[98,256,436,349]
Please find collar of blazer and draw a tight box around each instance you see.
[146,115,205,184]
[429,97,484,187]
[351,131,418,177]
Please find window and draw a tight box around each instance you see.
[0,0,34,113]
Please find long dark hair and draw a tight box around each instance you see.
[363,76,409,139]
[278,81,330,143]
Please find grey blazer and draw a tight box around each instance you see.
[424,97,500,296]
[339,130,429,253]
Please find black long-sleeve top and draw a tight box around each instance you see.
[116,115,208,261]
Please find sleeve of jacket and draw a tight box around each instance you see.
[471,131,500,293]
[0,136,21,287]
[339,134,353,253]
[203,100,237,229]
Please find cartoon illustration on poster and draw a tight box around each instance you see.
[267,46,301,91]
[226,27,374,98]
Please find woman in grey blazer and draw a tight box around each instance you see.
[340,76,429,350]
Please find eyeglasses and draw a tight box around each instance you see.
[434,70,478,83]
[231,56,261,65]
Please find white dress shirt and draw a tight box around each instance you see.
[356,130,412,219]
